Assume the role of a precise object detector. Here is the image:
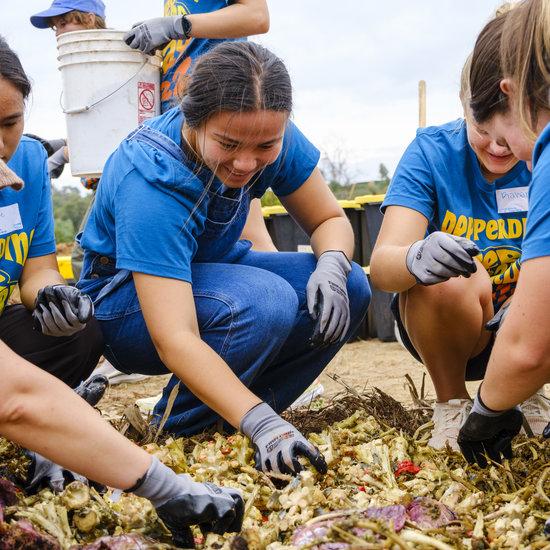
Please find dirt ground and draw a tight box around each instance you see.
[97,339,482,420]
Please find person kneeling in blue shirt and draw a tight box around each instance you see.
[78,41,370,476]
[0,36,103,391]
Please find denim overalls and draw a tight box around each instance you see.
[78,125,371,436]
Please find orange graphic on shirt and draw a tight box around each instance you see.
[162,1,195,106]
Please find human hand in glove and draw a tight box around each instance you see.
[124,16,188,55]
[485,300,511,332]
[240,402,327,476]
[131,457,243,546]
[457,389,523,468]
[33,285,93,337]
[406,231,480,286]
[25,451,87,493]
[307,251,352,345]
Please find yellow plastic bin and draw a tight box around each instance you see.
[262,205,311,252]
[338,200,363,265]
[57,255,75,283]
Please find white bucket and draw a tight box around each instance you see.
[57,30,161,178]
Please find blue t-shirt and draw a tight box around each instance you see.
[383,119,531,308]
[161,0,242,112]
[520,122,550,262]
[81,107,320,283]
[0,137,55,315]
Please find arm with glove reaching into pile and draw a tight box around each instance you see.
[124,0,269,55]
[134,272,327,477]
[19,254,93,337]
[371,206,479,292]
[0,341,244,540]
[458,257,550,465]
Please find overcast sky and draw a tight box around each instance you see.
[3,0,503,186]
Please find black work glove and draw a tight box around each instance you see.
[485,301,511,332]
[240,402,327,476]
[306,251,352,345]
[131,457,243,545]
[457,389,523,468]
[33,285,94,337]
[74,374,109,407]
[25,451,87,493]
[406,231,480,285]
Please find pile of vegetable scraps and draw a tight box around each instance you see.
[0,409,549,549]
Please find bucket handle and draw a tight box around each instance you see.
[60,59,149,115]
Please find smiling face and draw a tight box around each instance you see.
[466,116,519,181]
[0,78,25,163]
[473,79,550,169]
[190,110,288,188]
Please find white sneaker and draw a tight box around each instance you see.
[428,399,473,451]
[91,360,150,386]
[521,388,550,436]
[289,381,325,410]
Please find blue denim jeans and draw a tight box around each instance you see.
[79,250,370,435]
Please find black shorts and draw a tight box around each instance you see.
[390,294,494,381]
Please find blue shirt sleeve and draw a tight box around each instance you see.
[28,153,56,258]
[255,121,320,198]
[520,139,550,262]
[382,134,436,220]
[113,143,206,282]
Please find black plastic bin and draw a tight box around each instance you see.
[355,195,396,342]
[339,200,363,265]
[263,205,311,252]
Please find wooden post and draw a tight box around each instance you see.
[418,80,426,128]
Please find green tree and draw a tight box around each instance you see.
[54,218,75,244]
[378,163,390,184]
[52,186,91,229]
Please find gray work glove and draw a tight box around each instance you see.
[47,146,69,180]
[124,16,187,55]
[25,451,87,493]
[240,402,328,476]
[33,285,94,337]
[406,231,480,286]
[306,251,352,345]
[457,389,523,468]
[131,457,243,546]
[485,301,511,332]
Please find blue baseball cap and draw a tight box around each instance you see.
[30,0,106,29]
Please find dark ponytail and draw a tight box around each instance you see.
[0,36,31,100]
[181,41,292,129]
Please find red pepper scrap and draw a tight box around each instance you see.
[394,460,421,477]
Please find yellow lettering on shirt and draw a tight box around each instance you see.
[440,210,526,306]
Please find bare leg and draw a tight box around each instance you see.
[400,260,494,402]
[0,341,151,489]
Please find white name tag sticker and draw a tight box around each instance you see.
[496,186,529,214]
[0,204,23,235]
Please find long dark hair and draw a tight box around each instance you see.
[469,13,509,123]
[181,41,292,129]
[0,36,31,100]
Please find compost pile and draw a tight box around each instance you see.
[0,390,549,549]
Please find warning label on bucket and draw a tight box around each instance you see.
[138,82,156,124]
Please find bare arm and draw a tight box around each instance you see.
[186,0,269,38]
[0,341,151,489]
[281,168,354,260]
[18,253,65,310]
[133,273,261,428]
[240,198,277,251]
[480,256,550,410]
[370,206,429,291]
